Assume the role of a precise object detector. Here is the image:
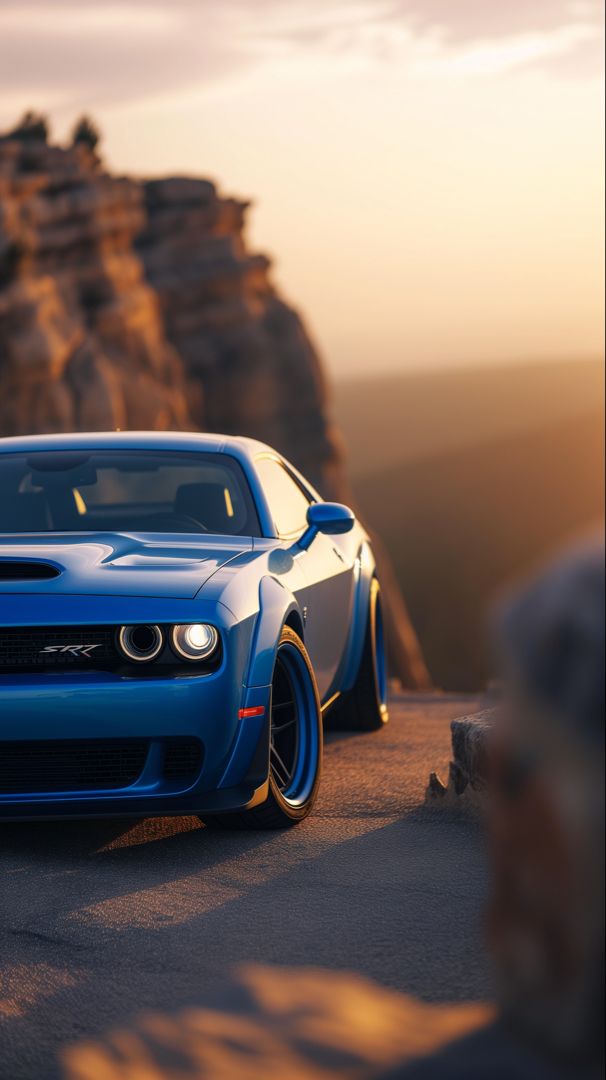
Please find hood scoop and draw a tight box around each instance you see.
[0,561,60,581]
[0,534,252,598]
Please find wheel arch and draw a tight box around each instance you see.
[245,575,304,689]
[284,609,304,641]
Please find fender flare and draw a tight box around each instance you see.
[337,541,377,694]
[219,576,301,791]
[245,575,302,688]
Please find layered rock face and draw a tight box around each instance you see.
[0,138,191,435]
[137,177,344,498]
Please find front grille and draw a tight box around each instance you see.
[0,626,220,674]
[0,626,117,672]
[0,739,148,794]
[163,738,203,782]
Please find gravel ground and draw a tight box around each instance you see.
[0,692,492,1079]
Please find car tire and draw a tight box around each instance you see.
[326,577,389,732]
[201,626,322,830]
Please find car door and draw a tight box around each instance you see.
[254,456,355,700]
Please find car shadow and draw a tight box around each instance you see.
[0,724,367,858]
[0,814,202,857]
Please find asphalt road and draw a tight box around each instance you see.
[0,692,492,1079]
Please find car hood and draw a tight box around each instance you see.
[0,533,252,599]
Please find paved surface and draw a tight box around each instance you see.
[0,693,492,1079]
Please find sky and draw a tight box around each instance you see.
[0,0,604,379]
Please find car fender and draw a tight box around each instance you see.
[336,541,377,694]
[217,575,301,792]
[245,575,302,689]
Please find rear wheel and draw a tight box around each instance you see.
[327,577,389,732]
[202,626,322,829]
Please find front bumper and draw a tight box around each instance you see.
[0,671,271,820]
[0,598,271,820]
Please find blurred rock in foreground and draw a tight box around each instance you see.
[60,963,490,1080]
[427,541,605,1077]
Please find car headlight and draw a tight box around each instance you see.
[170,623,219,662]
[118,624,164,662]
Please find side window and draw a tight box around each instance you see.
[255,457,312,537]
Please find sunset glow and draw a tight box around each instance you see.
[0,0,603,377]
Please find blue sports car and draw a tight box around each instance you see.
[0,432,387,828]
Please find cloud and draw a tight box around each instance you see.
[390,0,604,79]
[409,22,601,79]
[255,0,604,78]
[0,0,602,130]
[392,0,603,43]
[0,2,254,119]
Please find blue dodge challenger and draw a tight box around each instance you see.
[0,432,387,828]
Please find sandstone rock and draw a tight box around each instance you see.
[138,177,343,497]
[0,137,191,435]
[426,709,496,809]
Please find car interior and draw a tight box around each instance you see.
[0,452,262,536]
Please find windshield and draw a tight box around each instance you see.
[0,450,262,536]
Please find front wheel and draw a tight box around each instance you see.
[327,577,389,732]
[202,626,322,829]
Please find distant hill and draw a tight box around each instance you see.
[336,361,604,690]
[335,358,604,479]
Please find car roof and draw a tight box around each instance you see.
[0,430,274,463]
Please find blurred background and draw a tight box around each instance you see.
[0,0,604,690]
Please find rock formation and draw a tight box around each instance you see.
[138,177,345,498]
[0,136,190,436]
[426,709,495,810]
[0,125,429,688]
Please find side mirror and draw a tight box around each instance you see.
[297,502,355,550]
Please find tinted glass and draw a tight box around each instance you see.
[0,450,262,536]
[255,457,311,537]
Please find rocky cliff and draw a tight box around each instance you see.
[0,128,429,688]
[138,177,344,498]
[0,137,190,435]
